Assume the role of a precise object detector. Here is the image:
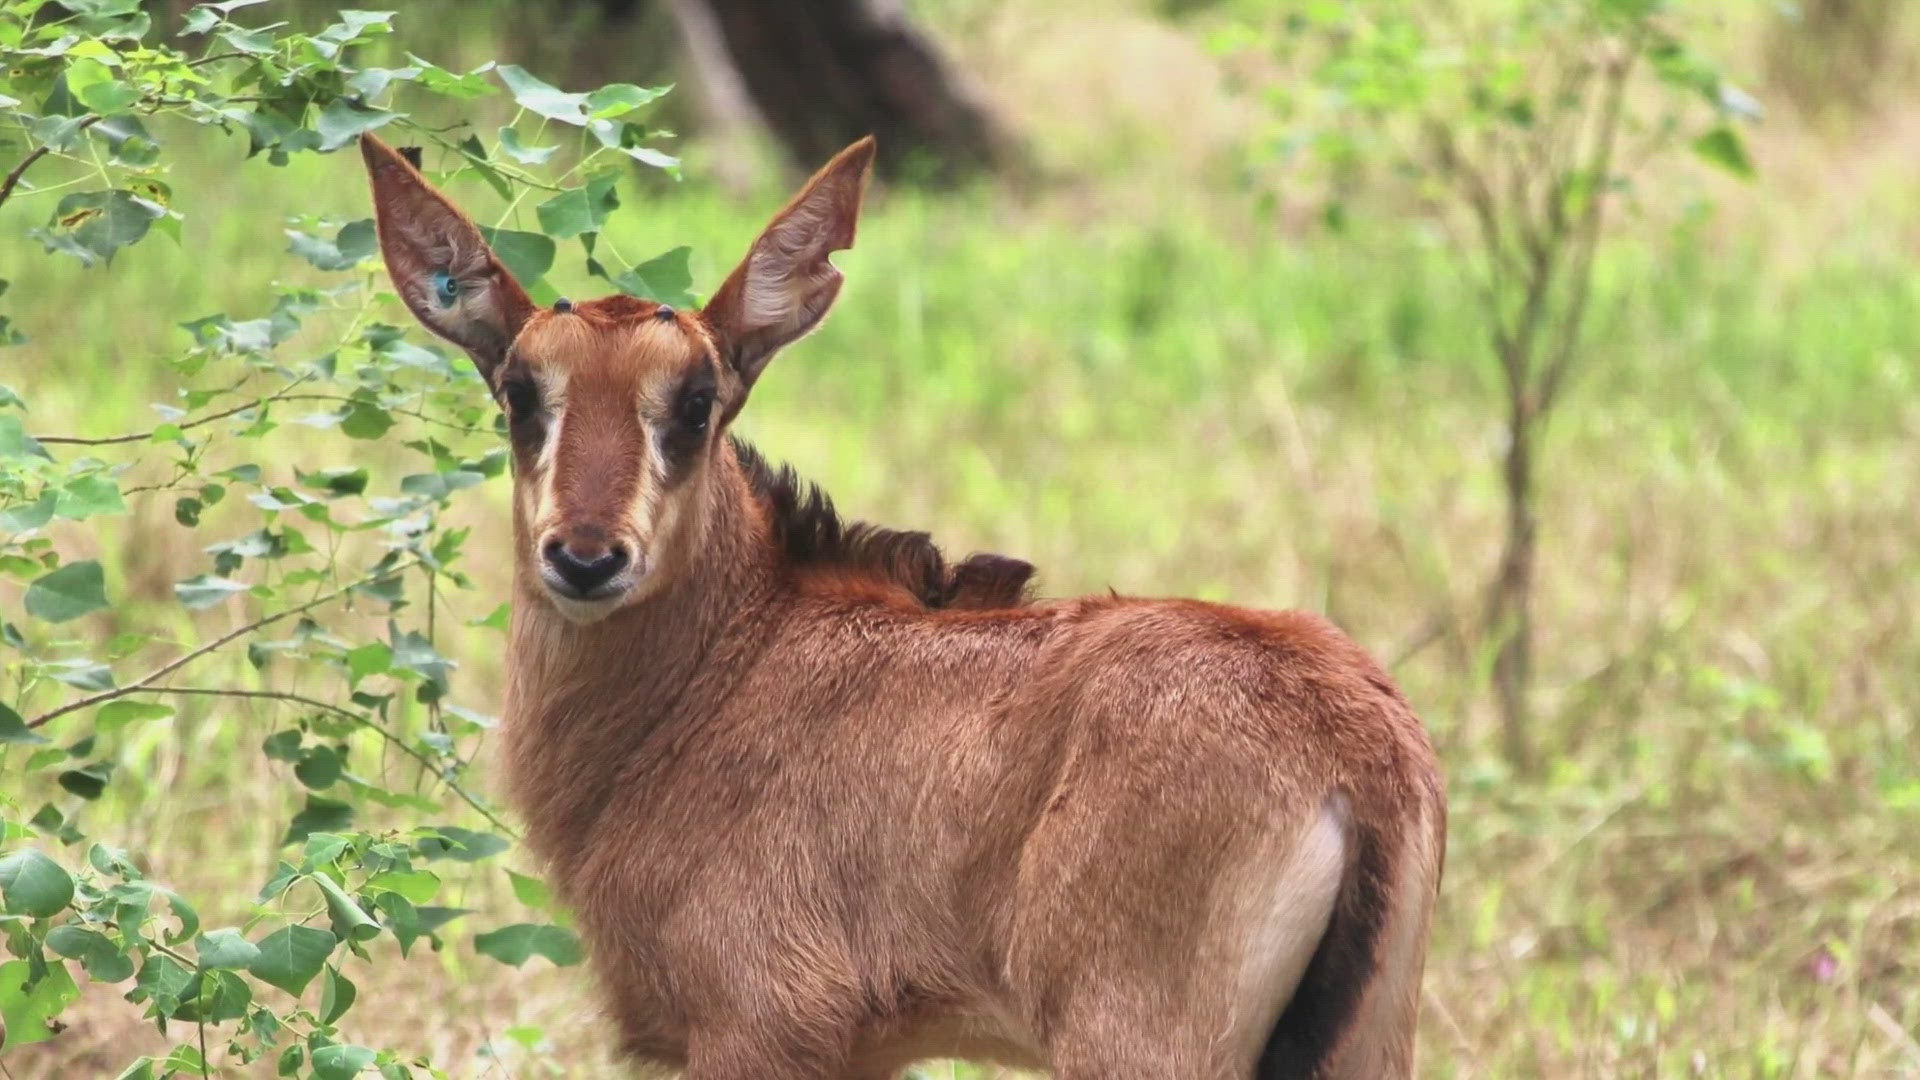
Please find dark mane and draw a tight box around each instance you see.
[731,437,1037,610]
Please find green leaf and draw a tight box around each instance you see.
[47,658,113,691]
[88,842,138,879]
[0,492,57,531]
[97,700,173,734]
[589,118,679,174]
[507,869,551,910]
[399,469,484,502]
[345,64,421,101]
[294,745,343,789]
[313,872,380,943]
[46,924,134,982]
[476,227,555,284]
[318,8,394,44]
[177,966,251,1023]
[74,74,136,115]
[311,1042,377,1080]
[496,65,588,124]
[58,760,112,799]
[0,703,47,744]
[54,473,126,519]
[319,964,356,1025]
[195,928,260,970]
[414,905,470,934]
[345,642,391,685]
[473,922,582,967]
[0,957,79,1045]
[0,848,74,916]
[390,630,452,689]
[262,729,303,762]
[155,885,199,944]
[303,466,369,497]
[218,21,276,55]
[247,924,336,996]
[613,246,695,308]
[33,190,166,266]
[258,860,302,903]
[585,82,669,118]
[497,126,557,165]
[468,604,510,632]
[285,796,355,844]
[339,398,396,440]
[365,868,439,904]
[303,832,350,868]
[128,951,192,1017]
[372,891,422,956]
[415,826,508,862]
[0,416,48,464]
[1692,126,1754,179]
[26,560,108,622]
[64,55,137,113]
[288,219,376,271]
[535,176,619,240]
[315,99,400,152]
[411,55,495,99]
[174,573,250,610]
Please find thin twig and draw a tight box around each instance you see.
[100,919,198,970]
[36,380,303,446]
[0,116,102,208]
[156,686,519,839]
[26,561,416,730]
[185,51,250,70]
[36,384,483,445]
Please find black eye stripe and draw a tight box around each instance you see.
[657,362,718,485]
[502,378,540,419]
[677,387,713,429]
[673,362,718,430]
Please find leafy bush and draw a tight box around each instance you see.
[0,2,684,1074]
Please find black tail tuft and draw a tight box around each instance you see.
[1256,819,1394,1079]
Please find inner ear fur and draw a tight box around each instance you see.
[360,135,534,386]
[703,136,877,394]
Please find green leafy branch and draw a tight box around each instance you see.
[0,2,691,1075]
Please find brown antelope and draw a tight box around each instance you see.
[359,133,1444,1079]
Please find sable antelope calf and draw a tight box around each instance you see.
[359,133,1444,1079]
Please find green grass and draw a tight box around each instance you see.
[3,4,1919,1077]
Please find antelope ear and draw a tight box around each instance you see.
[703,136,876,392]
[360,135,534,386]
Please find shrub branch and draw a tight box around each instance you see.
[26,561,419,730]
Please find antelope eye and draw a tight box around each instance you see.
[500,377,540,421]
[676,387,713,431]
[431,269,460,307]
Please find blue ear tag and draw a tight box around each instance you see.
[431,269,459,307]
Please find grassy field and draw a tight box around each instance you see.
[3,1,1918,1076]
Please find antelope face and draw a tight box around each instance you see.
[497,298,726,618]
[360,134,875,622]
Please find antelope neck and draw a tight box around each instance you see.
[501,449,778,865]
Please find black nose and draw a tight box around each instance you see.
[542,538,629,597]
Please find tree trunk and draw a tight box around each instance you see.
[1489,401,1537,774]
[665,0,1015,182]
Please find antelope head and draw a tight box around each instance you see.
[360,135,876,622]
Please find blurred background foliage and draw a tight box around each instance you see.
[0,0,1916,1076]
